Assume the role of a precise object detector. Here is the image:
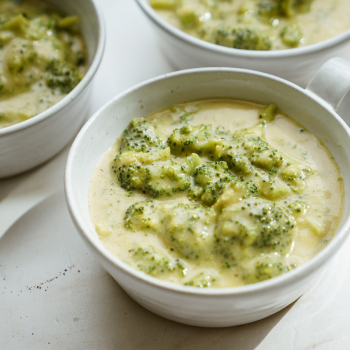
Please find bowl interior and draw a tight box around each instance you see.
[67,68,350,292]
[136,0,350,59]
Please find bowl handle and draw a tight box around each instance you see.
[306,57,350,112]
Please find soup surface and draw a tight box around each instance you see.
[89,100,343,288]
[0,0,87,129]
[150,0,350,50]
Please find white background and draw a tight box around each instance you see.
[1,0,350,349]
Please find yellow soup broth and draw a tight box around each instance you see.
[0,0,87,129]
[89,100,343,288]
[150,0,350,50]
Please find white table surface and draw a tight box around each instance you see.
[1,1,350,349]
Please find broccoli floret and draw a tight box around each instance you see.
[130,245,186,277]
[287,200,309,214]
[168,124,223,156]
[161,203,216,259]
[295,0,313,12]
[279,0,295,17]
[279,162,307,192]
[257,0,279,17]
[259,104,277,122]
[242,256,290,283]
[115,149,201,197]
[150,0,176,9]
[120,118,166,153]
[45,60,81,94]
[215,25,272,50]
[215,198,295,260]
[5,39,36,74]
[124,201,216,259]
[124,200,160,231]
[258,0,313,18]
[176,6,200,28]
[1,14,29,35]
[214,135,284,175]
[184,272,216,287]
[280,23,303,47]
[191,161,237,205]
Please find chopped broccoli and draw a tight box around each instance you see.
[214,134,284,175]
[191,161,237,205]
[280,23,303,47]
[115,148,200,197]
[168,124,223,156]
[150,0,177,9]
[215,198,295,260]
[5,39,36,74]
[45,60,81,93]
[130,245,186,276]
[1,14,29,35]
[243,256,290,283]
[184,272,216,287]
[176,6,200,28]
[279,162,307,192]
[161,203,216,259]
[258,0,313,18]
[120,118,166,153]
[257,0,279,17]
[124,200,160,231]
[259,104,277,122]
[215,25,272,50]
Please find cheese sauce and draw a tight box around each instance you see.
[151,0,350,50]
[0,0,87,129]
[89,100,343,288]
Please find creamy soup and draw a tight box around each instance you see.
[150,0,350,50]
[89,100,343,288]
[0,0,87,129]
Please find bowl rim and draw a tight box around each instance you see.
[65,67,350,296]
[135,0,350,59]
[0,0,106,136]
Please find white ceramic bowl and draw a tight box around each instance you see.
[135,0,350,88]
[65,58,350,327]
[0,0,105,179]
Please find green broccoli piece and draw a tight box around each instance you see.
[215,25,272,50]
[279,0,295,17]
[214,134,284,175]
[161,203,216,259]
[124,200,159,231]
[215,198,295,260]
[45,60,81,94]
[130,245,186,277]
[120,118,166,153]
[295,0,313,12]
[168,124,223,156]
[191,161,237,205]
[176,6,200,28]
[1,14,29,35]
[243,257,290,283]
[258,0,313,19]
[259,104,277,122]
[115,149,201,197]
[124,201,216,259]
[280,23,303,47]
[257,0,279,17]
[150,0,176,9]
[184,272,216,287]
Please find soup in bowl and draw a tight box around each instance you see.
[65,60,350,327]
[0,0,105,178]
[135,0,350,87]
